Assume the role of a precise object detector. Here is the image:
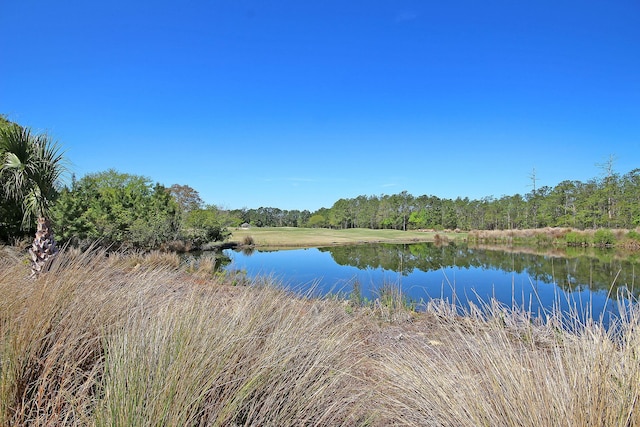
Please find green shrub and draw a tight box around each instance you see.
[626,230,640,242]
[184,208,230,246]
[565,231,590,247]
[535,233,553,246]
[51,170,181,249]
[593,229,616,247]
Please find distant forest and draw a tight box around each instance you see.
[230,166,640,231]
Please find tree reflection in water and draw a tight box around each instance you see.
[223,243,638,322]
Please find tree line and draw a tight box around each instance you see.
[3,114,639,257]
[227,165,640,232]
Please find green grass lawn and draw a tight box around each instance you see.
[228,227,467,248]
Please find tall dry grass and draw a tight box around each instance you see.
[467,227,574,244]
[0,248,372,426]
[368,299,640,426]
[1,247,640,426]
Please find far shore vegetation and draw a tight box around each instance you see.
[228,225,640,252]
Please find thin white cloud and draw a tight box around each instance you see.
[287,177,319,183]
[395,10,418,23]
[261,176,345,184]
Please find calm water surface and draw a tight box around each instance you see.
[222,243,639,321]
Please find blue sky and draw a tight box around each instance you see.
[1,1,638,211]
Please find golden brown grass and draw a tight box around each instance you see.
[368,300,640,426]
[1,247,640,426]
[468,227,574,243]
[0,248,371,426]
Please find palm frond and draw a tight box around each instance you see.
[0,125,67,228]
[0,126,34,161]
[22,187,42,228]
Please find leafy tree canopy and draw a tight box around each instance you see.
[169,184,204,213]
[51,169,180,249]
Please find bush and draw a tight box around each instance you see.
[51,170,181,249]
[565,231,590,247]
[183,207,231,246]
[535,233,553,247]
[626,230,640,242]
[593,229,616,247]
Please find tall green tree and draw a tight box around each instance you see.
[183,205,232,245]
[168,184,204,213]
[0,123,66,275]
[330,199,352,229]
[620,169,640,227]
[51,170,180,249]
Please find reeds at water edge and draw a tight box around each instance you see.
[1,246,639,426]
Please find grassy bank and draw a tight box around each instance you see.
[1,248,640,426]
[228,226,466,248]
[227,226,640,251]
[468,227,640,250]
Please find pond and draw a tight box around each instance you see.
[221,243,639,323]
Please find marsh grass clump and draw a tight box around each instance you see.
[349,279,364,307]
[433,233,449,246]
[242,234,255,246]
[94,287,371,426]
[370,282,417,323]
[621,229,640,250]
[2,248,640,426]
[0,248,373,426]
[183,252,219,277]
[137,249,182,269]
[367,296,640,427]
[469,228,574,247]
[0,244,23,264]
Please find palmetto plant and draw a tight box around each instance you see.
[0,124,66,275]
